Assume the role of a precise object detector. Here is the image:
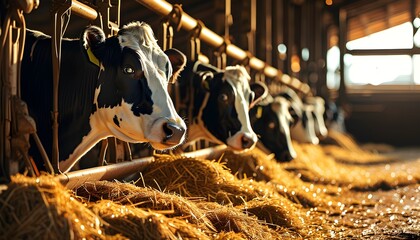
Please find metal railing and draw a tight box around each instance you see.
[136,0,310,94]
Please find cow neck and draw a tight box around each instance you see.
[175,62,222,144]
[189,90,223,144]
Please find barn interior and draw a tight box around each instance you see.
[20,0,420,147]
[1,0,420,239]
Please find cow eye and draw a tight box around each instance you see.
[218,94,229,103]
[123,67,135,74]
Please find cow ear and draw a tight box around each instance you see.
[164,48,187,83]
[82,26,106,49]
[198,71,214,91]
[249,81,268,108]
[81,26,106,66]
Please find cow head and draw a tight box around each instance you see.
[290,104,319,144]
[305,96,328,138]
[278,88,318,144]
[250,96,297,162]
[325,100,347,133]
[82,22,187,150]
[199,66,267,151]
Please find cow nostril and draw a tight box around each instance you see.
[241,135,255,149]
[163,122,173,138]
[163,122,185,145]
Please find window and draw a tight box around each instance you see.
[344,22,420,87]
[346,22,413,50]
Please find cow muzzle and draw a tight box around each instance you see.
[148,117,186,150]
[162,122,186,145]
[276,147,297,162]
[241,134,256,149]
[227,132,257,151]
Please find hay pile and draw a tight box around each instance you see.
[76,180,213,232]
[139,155,280,205]
[221,148,339,208]
[0,175,109,240]
[3,175,300,239]
[321,130,396,164]
[195,201,284,239]
[320,129,362,152]
[322,145,396,165]
[90,200,210,240]
[284,142,420,191]
[76,180,307,239]
[137,155,316,236]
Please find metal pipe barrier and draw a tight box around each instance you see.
[57,145,227,189]
[136,0,310,95]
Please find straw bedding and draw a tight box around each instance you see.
[220,148,338,208]
[76,180,213,231]
[0,175,109,240]
[90,200,210,240]
[321,130,396,164]
[1,136,419,239]
[284,142,420,191]
[139,156,280,205]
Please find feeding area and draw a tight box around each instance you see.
[1,0,420,239]
[1,141,419,239]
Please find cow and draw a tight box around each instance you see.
[250,94,297,162]
[325,100,346,133]
[304,96,328,138]
[278,87,319,144]
[21,22,187,173]
[174,61,267,151]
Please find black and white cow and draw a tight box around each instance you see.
[304,96,328,138]
[279,87,319,144]
[175,61,267,151]
[250,94,297,162]
[21,22,187,172]
[325,100,347,133]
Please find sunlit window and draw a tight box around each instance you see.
[344,22,419,86]
[346,22,413,50]
[345,55,412,85]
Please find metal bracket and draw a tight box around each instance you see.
[214,39,229,69]
[96,0,120,37]
[189,20,204,62]
[159,20,173,51]
[168,4,183,31]
[159,4,183,51]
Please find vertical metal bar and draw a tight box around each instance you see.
[31,133,54,173]
[51,1,71,173]
[0,14,13,181]
[287,1,294,76]
[98,140,108,166]
[338,8,347,107]
[265,0,272,66]
[225,0,231,39]
[106,137,118,163]
[123,142,132,161]
[248,0,256,55]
